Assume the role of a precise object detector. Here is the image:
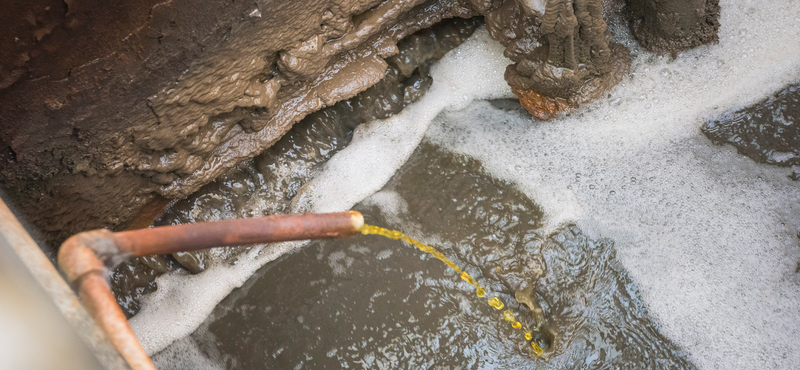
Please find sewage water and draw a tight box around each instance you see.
[132,1,800,367]
[703,83,800,169]
[153,143,693,369]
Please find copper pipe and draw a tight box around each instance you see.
[58,211,364,370]
[114,211,364,256]
[79,272,153,370]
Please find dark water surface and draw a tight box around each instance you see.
[156,143,695,369]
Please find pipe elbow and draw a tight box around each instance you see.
[58,229,119,284]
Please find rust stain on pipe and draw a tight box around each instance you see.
[58,211,364,370]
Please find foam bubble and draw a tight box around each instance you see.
[130,240,305,353]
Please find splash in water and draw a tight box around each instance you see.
[359,223,545,355]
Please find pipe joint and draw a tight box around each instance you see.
[58,229,126,285]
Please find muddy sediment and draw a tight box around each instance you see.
[500,0,633,119]
[627,0,721,54]
[152,142,693,369]
[110,17,482,317]
[703,83,800,178]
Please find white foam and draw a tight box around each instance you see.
[423,1,800,368]
[132,27,513,355]
[290,26,513,214]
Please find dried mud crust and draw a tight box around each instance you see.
[703,83,800,179]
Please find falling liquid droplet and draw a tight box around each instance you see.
[488,297,504,310]
[361,224,537,351]
[532,342,544,355]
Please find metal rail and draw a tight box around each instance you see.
[58,211,365,370]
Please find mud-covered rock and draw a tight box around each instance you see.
[627,0,721,54]
[490,0,631,119]
[703,84,800,169]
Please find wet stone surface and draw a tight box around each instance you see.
[154,143,694,369]
[109,17,481,318]
[703,83,800,177]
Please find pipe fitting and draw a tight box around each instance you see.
[58,229,120,285]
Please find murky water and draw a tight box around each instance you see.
[357,224,548,354]
[703,83,799,176]
[154,143,694,369]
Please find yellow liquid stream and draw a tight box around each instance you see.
[360,224,544,355]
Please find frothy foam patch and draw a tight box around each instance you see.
[423,2,800,368]
[291,26,513,214]
[132,27,513,355]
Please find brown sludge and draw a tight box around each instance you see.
[0,1,720,250]
[512,86,574,121]
[628,0,721,55]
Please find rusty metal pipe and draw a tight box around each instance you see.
[78,272,153,370]
[114,211,364,256]
[58,211,364,370]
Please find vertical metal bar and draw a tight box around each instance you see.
[78,273,156,370]
[0,198,131,369]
